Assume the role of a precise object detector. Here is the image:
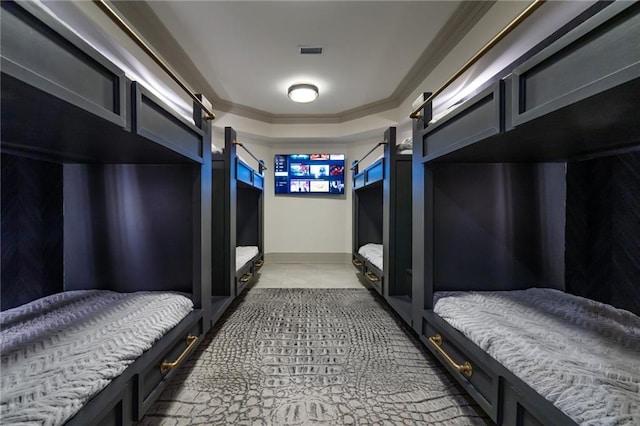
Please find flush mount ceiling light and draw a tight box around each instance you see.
[287,83,319,103]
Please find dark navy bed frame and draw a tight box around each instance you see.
[211,126,264,323]
[411,1,640,424]
[352,127,414,325]
[1,1,213,423]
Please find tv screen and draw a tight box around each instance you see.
[274,154,345,195]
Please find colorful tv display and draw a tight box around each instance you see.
[274,154,345,195]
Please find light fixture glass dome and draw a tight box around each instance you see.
[287,83,319,103]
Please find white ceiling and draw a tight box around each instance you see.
[115,1,494,122]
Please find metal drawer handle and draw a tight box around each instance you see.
[352,258,363,267]
[240,271,253,283]
[255,259,264,267]
[160,335,198,374]
[429,334,473,377]
[364,271,380,283]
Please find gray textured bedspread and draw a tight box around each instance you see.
[236,246,259,273]
[1,290,193,425]
[358,243,383,272]
[434,288,640,425]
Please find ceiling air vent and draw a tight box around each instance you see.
[299,46,323,55]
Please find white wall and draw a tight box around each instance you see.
[236,134,391,255]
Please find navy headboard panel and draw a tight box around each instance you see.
[566,150,640,316]
[237,187,260,247]
[432,163,566,292]
[63,164,194,294]
[1,154,63,310]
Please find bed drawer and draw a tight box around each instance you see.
[422,313,499,422]
[500,380,576,426]
[66,378,134,426]
[1,1,126,128]
[351,254,365,272]
[502,383,544,426]
[137,313,204,419]
[512,2,640,127]
[236,262,256,295]
[422,82,503,162]
[363,263,383,295]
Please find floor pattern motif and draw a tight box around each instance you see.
[140,289,488,425]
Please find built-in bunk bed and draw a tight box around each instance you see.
[412,2,640,425]
[211,127,264,312]
[0,2,213,424]
[352,127,414,325]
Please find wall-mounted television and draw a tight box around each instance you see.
[274,154,345,195]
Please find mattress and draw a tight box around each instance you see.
[434,288,640,425]
[358,243,383,272]
[1,290,193,425]
[236,245,259,272]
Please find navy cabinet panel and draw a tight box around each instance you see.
[1,1,126,127]
[133,83,204,163]
[513,2,640,127]
[236,159,253,186]
[422,313,499,422]
[253,173,264,190]
[365,160,384,185]
[422,82,503,162]
[138,312,204,419]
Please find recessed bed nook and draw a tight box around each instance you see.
[1,1,211,424]
[352,127,413,325]
[1,290,194,425]
[412,1,640,424]
[212,126,265,315]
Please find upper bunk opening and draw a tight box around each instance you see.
[1,1,206,165]
[412,1,640,317]
[414,0,640,165]
[1,1,211,310]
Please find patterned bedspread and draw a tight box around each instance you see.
[358,243,383,272]
[434,288,640,425]
[1,290,193,425]
[236,246,259,272]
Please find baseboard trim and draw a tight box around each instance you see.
[265,252,351,264]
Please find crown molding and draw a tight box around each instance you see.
[108,0,495,125]
[391,1,496,105]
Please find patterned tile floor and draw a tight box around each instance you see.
[138,264,488,425]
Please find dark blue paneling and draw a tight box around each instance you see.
[236,160,253,186]
[253,174,264,190]
[63,164,193,293]
[566,151,640,315]
[237,187,260,247]
[366,161,384,185]
[432,163,566,292]
[1,154,63,310]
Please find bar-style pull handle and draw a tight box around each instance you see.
[352,258,363,267]
[160,335,198,374]
[240,271,253,283]
[255,259,264,267]
[428,334,473,377]
[364,271,380,283]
